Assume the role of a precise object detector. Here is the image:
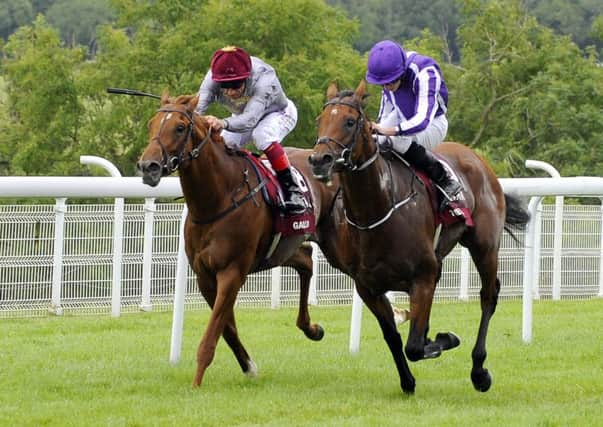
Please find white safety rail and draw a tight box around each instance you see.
[1,172,603,356]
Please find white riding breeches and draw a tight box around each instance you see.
[221,99,298,151]
[377,114,448,153]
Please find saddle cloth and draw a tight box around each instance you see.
[413,157,474,227]
[242,150,316,237]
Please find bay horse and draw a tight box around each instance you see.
[137,92,345,387]
[308,81,529,394]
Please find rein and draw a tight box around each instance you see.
[316,97,416,231]
[152,107,266,226]
[192,156,267,225]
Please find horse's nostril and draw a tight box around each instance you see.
[148,162,161,173]
[138,160,161,174]
[322,154,333,165]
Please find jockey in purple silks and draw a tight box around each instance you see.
[196,46,305,213]
[366,40,462,209]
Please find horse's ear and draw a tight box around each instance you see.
[326,80,339,101]
[354,80,367,104]
[186,94,199,113]
[161,89,170,105]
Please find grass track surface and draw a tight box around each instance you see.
[2,300,602,426]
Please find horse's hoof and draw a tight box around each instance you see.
[423,342,442,359]
[393,307,410,325]
[304,324,325,341]
[245,359,258,378]
[471,368,492,392]
[313,324,325,341]
[401,378,416,395]
[435,332,461,351]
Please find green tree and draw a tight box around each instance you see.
[1,15,85,175]
[327,0,461,58]
[0,0,34,40]
[447,0,603,177]
[45,0,115,48]
[525,0,603,55]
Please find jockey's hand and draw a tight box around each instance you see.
[369,121,381,134]
[370,121,396,137]
[205,115,225,132]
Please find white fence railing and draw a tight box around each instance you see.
[2,172,603,354]
[1,177,602,316]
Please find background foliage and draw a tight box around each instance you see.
[0,0,602,178]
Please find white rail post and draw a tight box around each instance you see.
[49,197,67,316]
[271,267,282,309]
[459,247,470,301]
[80,156,124,317]
[349,287,363,353]
[140,198,156,311]
[599,202,603,297]
[525,160,564,299]
[309,242,319,306]
[522,196,543,343]
[532,203,542,300]
[170,205,189,364]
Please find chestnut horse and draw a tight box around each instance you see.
[308,81,529,394]
[137,92,345,387]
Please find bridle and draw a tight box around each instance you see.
[314,97,416,231]
[150,107,211,175]
[314,99,379,172]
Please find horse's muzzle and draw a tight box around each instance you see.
[308,153,334,183]
[137,159,163,187]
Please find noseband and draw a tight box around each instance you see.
[151,107,211,175]
[314,99,378,172]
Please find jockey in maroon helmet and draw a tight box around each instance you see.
[196,46,306,213]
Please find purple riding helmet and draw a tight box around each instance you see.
[366,40,407,85]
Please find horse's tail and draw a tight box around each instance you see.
[504,193,530,244]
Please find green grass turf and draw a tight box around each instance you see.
[1,299,602,426]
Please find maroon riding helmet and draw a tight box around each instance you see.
[210,46,252,82]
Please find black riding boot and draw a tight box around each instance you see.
[402,141,462,209]
[276,168,306,213]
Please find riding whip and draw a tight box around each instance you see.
[106,88,161,99]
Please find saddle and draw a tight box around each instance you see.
[412,161,474,227]
[242,150,316,237]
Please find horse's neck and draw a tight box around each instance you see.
[178,140,243,220]
[340,151,396,222]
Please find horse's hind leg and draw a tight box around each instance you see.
[284,243,324,341]
[356,284,415,394]
[466,243,501,392]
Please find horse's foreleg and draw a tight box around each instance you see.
[356,284,415,394]
[193,267,243,387]
[285,244,324,341]
[405,279,437,362]
[468,247,501,392]
[197,276,255,378]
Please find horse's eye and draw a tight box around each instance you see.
[346,118,356,128]
[176,124,186,133]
